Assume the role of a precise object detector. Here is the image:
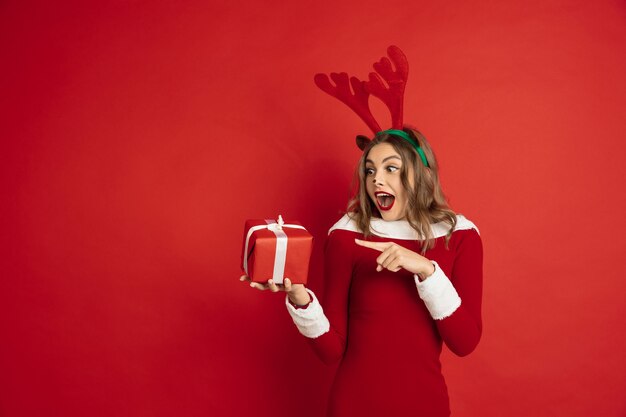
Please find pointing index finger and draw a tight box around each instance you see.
[354,239,389,252]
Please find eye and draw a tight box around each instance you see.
[365,167,375,176]
[386,165,399,173]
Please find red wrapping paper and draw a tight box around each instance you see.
[241,217,313,284]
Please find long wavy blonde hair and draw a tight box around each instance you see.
[346,127,457,252]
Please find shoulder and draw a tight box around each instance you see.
[443,214,480,237]
[323,216,360,261]
[328,214,361,236]
[447,216,482,255]
[443,215,481,248]
[326,214,362,252]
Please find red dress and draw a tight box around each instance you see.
[286,215,483,417]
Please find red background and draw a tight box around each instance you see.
[1,1,625,416]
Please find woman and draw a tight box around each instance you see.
[241,127,483,417]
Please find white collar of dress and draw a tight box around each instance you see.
[328,213,478,240]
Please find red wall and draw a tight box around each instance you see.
[1,1,625,416]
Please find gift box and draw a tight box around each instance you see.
[242,215,313,285]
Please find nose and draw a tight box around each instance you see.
[373,171,384,186]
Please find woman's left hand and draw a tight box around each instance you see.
[355,239,435,279]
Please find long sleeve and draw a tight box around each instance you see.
[308,231,354,365]
[432,229,483,356]
[284,289,329,338]
[285,230,353,366]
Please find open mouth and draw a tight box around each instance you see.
[375,191,395,211]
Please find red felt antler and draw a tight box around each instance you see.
[314,46,410,149]
[314,72,381,134]
[364,45,409,130]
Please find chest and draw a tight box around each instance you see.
[349,238,456,314]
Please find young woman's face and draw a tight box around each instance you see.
[365,143,413,221]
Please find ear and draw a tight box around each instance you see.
[356,135,371,150]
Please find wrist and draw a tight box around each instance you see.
[288,289,311,306]
[417,261,436,281]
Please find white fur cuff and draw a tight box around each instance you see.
[285,289,330,338]
[415,262,462,320]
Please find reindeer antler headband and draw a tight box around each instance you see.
[314,45,429,167]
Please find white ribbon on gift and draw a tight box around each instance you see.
[243,215,306,284]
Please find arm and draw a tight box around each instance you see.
[417,229,483,356]
[285,230,353,365]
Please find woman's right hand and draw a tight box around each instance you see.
[239,275,311,306]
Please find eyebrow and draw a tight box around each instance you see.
[365,155,402,164]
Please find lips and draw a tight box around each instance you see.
[374,191,395,211]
